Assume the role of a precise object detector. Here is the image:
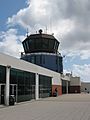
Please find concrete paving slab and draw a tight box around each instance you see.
[41,93,90,102]
[0,94,90,120]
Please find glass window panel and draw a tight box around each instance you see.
[42,39,49,49]
[17,71,24,85]
[18,85,25,95]
[10,68,35,102]
[24,72,30,85]
[0,65,6,83]
[23,42,27,52]
[26,40,29,51]
[49,39,54,49]
[39,75,52,98]
[31,56,35,63]
[10,69,17,84]
[43,56,45,64]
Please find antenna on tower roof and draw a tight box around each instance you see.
[26,28,29,37]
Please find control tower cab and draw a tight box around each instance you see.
[21,29,63,73]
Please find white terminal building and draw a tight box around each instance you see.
[0,30,81,106]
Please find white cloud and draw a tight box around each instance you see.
[7,0,74,33]
[0,29,25,58]
[72,64,90,82]
[0,0,90,82]
[62,49,90,60]
[6,0,90,60]
[64,64,90,82]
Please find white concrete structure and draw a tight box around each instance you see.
[35,73,39,100]
[5,66,11,106]
[70,76,81,93]
[0,53,60,82]
[0,53,71,105]
[61,74,70,81]
[70,76,81,86]
[0,52,82,105]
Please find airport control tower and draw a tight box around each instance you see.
[21,29,63,73]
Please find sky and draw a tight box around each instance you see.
[0,0,90,82]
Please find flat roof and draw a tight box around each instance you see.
[0,52,60,77]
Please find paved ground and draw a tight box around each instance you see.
[0,94,90,120]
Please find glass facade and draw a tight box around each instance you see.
[0,65,6,104]
[10,68,35,102]
[0,65,52,104]
[0,65,6,84]
[39,75,52,98]
[22,37,59,54]
[62,80,67,94]
[21,54,63,73]
[62,80,70,94]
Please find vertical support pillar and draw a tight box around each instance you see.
[66,81,68,94]
[35,73,39,100]
[5,65,11,106]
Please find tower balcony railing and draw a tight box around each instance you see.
[21,52,61,58]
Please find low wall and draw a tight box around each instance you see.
[52,85,62,95]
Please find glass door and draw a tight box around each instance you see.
[0,84,5,104]
[0,84,17,104]
[10,84,17,102]
[31,85,35,99]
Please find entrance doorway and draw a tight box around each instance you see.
[10,84,17,102]
[31,85,35,99]
[0,84,17,104]
[0,84,5,104]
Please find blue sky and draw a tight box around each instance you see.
[0,0,90,82]
[0,0,27,31]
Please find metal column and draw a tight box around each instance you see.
[66,81,68,94]
[5,65,11,106]
[35,73,39,100]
